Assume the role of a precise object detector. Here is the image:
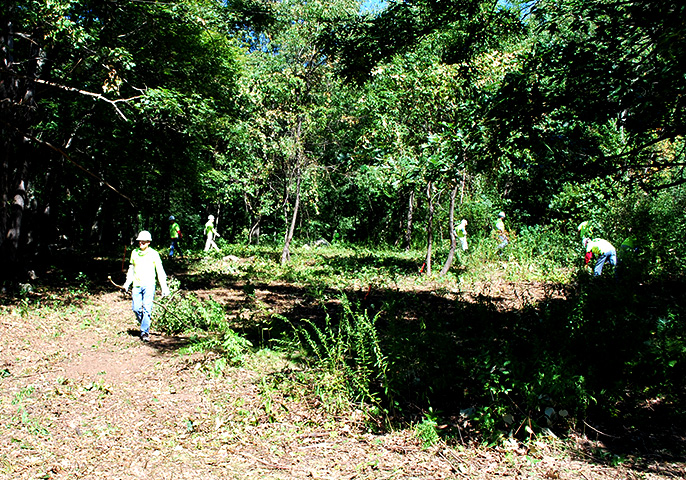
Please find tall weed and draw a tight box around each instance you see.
[460,224,576,284]
[286,294,390,413]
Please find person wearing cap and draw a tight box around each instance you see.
[123,231,170,342]
[168,215,184,258]
[583,237,617,276]
[617,233,638,277]
[456,219,468,251]
[204,214,221,252]
[495,211,508,249]
[577,220,594,240]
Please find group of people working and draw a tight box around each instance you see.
[166,214,221,259]
[122,211,629,342]
[459,214,629,278]
[121,214,221,341]
[452,211,507,254]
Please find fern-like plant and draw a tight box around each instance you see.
[288,294,391,412]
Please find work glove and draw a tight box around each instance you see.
[123,281,131,292]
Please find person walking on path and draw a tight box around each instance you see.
[457,219,468,251]
[123,231,170,342]
[204,214,221,252]
[583,237,617,276]
[495,211,508,249]
[168,215,184,258]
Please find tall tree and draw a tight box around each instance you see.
[486,0,686,217]
[0,0,241,281]
[234,0,360,262]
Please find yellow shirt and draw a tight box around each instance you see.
[127,247,167,288]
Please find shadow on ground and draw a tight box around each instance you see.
[6,252,686,468]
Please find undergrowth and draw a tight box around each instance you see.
[141,240,686,448]
[155,278,252,365]
[278,294,390,416]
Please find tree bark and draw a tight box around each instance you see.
[1,14,39,282]
[244,193,262,244]
[404,189,415,251]
[281,112,306,264]
[424,181,434,275]
[281,168,302,264]
[440,182,459,275]
[248,216,261,245]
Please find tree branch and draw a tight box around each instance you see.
[32,78,141,122]
[0,119,136,207]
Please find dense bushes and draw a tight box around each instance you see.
[293,273,686,441]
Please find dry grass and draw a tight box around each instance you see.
[1,286,684,479]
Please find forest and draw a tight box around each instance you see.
[1,0,686,471]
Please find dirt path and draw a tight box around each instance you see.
[1,291,684,479]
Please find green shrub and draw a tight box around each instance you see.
[415,409,441,448]
[155,291,224,334]
[286,294,390,412]
[155,283,252,364]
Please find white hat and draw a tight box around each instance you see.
[136,231,152,242]
[208,214,214,220]
[498,211,506,218]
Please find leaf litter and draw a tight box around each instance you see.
[1,288,684,480]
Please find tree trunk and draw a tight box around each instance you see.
[281,169,302,264]
[1,157,29,282]
[0,16,38,282]
[440,182,459,275]
[424,181,434,275]
[248,216,261,245]
[404,189,415,252]
[243,193,260,244]
[460,167,466,205]
[281,113,306,264]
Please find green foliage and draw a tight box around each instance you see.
[258,246,685,440]
[461,275,686,439]
[286,294,390,412]
[180,327,254,366]
[456,224,576,285]
[155,281,252,364]
[415,409,441,448]
[155,291,220,334]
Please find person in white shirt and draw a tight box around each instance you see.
[456,219,468,251]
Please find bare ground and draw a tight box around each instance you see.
[1,284,685,480]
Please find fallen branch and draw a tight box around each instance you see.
[583,420,620,439]
[239,452,294,472]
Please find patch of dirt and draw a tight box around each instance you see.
[1,289,684,480]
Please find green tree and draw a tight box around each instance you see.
[231,0,360,260]
[332,3,523,264]
[0,0,241,281]
[486,0,686,219]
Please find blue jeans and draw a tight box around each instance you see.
[497,235,509,249]
[169,238,183,257]
[132,285,155,335]
[594,249,617,276]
